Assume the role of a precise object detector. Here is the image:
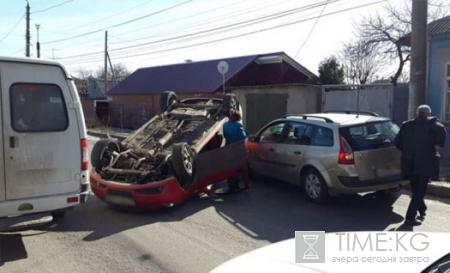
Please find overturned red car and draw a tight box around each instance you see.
[90,91,249,209]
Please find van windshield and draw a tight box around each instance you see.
[339,121,399,151]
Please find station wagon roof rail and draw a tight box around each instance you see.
[324,110,379,117]
[282,114,334,123]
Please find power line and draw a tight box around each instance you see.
[38,0,285,51]
[38,0,255,50]
[10,48,25,56]
[104,0,282,45]
[42,0,194,44]
[33,0,73,14]
[294,0,330,58]
[65,0,157,32]
[61,0,387,64]
[58,0,337,60]
[0,14,25,44]
[104,0,297,48]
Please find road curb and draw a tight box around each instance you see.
[403,182,450,199]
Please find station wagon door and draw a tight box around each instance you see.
[0,62,81,200]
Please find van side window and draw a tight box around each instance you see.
[10,83,68,132]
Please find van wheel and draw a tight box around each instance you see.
[91,140,120,175]
[160,91,178,113]
[302,169,329,204]
[221,94,239,117]
[52,211,66,221]
[172,143,196,188]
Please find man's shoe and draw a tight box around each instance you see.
[404,219,422,226]
[417,215,426,221]
[417,212,426,221]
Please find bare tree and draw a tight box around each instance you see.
[95,63,131,83]
[341,40,381,84]
[357,0,448,85]
[73,67,91,98]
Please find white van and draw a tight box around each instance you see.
[0,56,89,221]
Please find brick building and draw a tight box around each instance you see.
[107,52,316,129]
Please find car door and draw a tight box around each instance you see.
[276,122,311,183]
[247,122,288,178]
[0,62,81,200]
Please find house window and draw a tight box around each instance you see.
[118,103,124,122]
[446,63,450,121]
[140,103,147,122]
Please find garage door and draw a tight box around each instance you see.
[245,93,287,134]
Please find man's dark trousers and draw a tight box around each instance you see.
[406,175,429,221]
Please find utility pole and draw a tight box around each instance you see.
[104,31,108,93]
[408,0,428,118]
[35,24,41,58]
[107,52,117,85]
[26,1,30,57]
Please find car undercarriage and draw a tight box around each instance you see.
[91,91,239,187]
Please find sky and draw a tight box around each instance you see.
[0,0,440,77]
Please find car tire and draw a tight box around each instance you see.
[172,143,196,188]
[91,139,120,173]
[160,91,178,113]
[52,211,66,222]
[302,168,330,204]
[221,94,239,117]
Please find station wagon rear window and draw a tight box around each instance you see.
[10,83,68,132]
[340,121,399,151]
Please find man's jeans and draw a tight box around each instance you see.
[406,175,429,220]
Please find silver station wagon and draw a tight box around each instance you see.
[245,111,408,203]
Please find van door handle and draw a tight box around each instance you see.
[294,150,302,155]
[10,136,18,148]
[268,148,275,152]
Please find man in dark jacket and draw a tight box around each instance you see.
[394,105,446,226]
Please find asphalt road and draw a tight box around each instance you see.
[1,139,450,273]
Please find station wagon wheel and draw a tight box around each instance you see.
[172,143,196,188]
[221,94,239,117]
[302,168,329,204]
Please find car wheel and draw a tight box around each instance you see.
[91,139,120,178]
[52,211,66,222]
[221,94,239,117]
[302,168,329,204]
[172,143,196,188]
[160,91,178,113]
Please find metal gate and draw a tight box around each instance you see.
[322,84,409,125]
[245,93,287,134]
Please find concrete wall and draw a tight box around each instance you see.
[231,85,322,132]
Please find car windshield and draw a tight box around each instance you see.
[339,121,399,151]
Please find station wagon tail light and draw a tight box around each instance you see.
[338,135,354,165]
[81,138,89,171]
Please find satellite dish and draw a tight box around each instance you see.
[217,61,229,75]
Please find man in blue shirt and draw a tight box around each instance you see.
[222,110,246,192]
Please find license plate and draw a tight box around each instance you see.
[375,166,400,178]
[105,194,136,207]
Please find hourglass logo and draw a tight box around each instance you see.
[295,231,325,263]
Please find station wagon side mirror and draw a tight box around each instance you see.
[248,135,259,142]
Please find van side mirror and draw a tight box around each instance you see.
[248,135,259,142]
